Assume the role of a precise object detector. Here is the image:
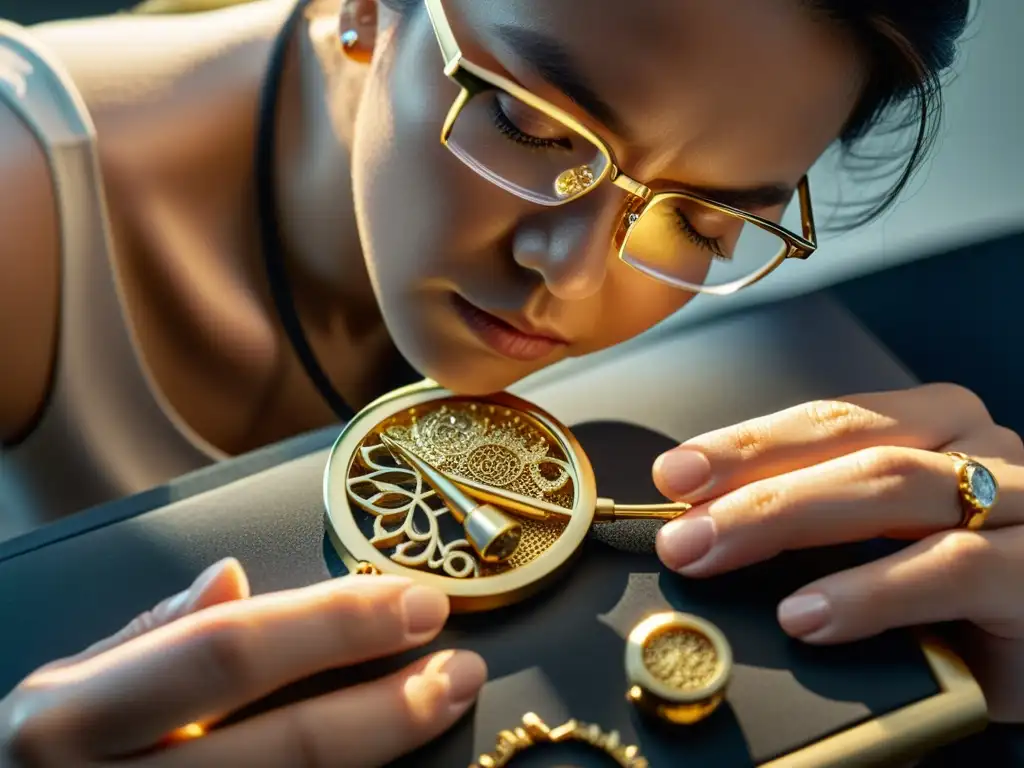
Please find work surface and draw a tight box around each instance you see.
[0,293,1019,765]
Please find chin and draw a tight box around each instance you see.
[419,356,527,396]
[399,338,540,396]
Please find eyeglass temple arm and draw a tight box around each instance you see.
[424,0,462,70]
[797,176,817,250]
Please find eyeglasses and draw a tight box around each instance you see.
[423,0,818,296]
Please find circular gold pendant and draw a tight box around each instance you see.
[325,381,690,612]
[324,381,597,612]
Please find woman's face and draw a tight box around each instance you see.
[349,0,864,395]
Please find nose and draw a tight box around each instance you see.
[511,192,621,302]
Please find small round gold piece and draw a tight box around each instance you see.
[471,712,648,768]
[554,164,596,199]
[625,611,733,725]
[945,451,999,530]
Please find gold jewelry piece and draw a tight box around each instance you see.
[945,451,999,530]
[471,712,648,768]
[338,28,372,64]
[379,433,522,563]
[323,381,690,612]
[625,612,732,725]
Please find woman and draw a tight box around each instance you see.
[4,0,1021,765]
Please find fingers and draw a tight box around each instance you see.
[33,575,450,758]
[653,383,990,503]
[137,649,488,768]
[656,444,1024,577]
[775,526,1024,645]
[64,559,250,666]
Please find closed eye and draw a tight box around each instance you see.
[673,208,727,259]
[489,95,573,151]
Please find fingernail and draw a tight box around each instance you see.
[654,448,712,499]
[657,515,717,572]
[402,585,449,640]
[442,651,488,709]
[778,594,831,639]
[166,558,234,615]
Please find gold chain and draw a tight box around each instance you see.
[471,712,647,768]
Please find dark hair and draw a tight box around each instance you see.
[384,0,970,227]
[808,1,971,226]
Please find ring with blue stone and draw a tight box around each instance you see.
[945,451,999,530]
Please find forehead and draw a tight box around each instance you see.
[447,0,865,187]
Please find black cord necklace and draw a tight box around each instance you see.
[253,0,419,423]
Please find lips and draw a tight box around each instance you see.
[451,294,568,363]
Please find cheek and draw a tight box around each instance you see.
[590,266,693,351]
[349,25,517,301]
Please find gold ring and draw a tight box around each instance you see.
[945,451,999,530]
[471,712,648,768]
[624,611,733,725]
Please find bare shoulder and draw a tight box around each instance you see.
[30,1,295,115]
[0,3,295,442]
[0,49,60,442]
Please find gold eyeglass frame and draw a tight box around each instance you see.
[423,0,818,296]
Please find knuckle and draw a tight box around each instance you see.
[322,586,400,644]
[927,383,991,424]
[192,615,260,693]
[2,702,64,767]
[934,531,998,591]
[281,707,333,768]
[124,609,163,638]
[725,419,773,459]
[851,445,921,483]
[989,425,1024,458]
[803,400,874,441]
[733,483,787,522]
[933,532,1003,618]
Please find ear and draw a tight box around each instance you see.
[338,0,380,64]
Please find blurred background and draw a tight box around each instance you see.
[3,0,1023,432]
[2,0,130,22]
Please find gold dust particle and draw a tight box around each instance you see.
[642,629,718,691]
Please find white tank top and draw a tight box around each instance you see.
[0,20,222,541]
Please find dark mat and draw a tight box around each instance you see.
[0,419,948,766]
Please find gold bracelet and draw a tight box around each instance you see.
[471,712,648,768]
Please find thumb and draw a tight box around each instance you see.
[70,558,250,664]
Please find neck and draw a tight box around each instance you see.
[266,4,399,410]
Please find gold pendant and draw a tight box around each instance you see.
[323,381,690,612]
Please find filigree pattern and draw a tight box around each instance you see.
[386,403,576,507]
[346,441,478,578]
[345,399,577,578]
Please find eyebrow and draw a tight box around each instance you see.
[490,25,795,213]
[492,24,630,138]
[682,182,795,212]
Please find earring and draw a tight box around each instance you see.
[338,28,373,63]
[340,28,359,50]
[339,0,376,64]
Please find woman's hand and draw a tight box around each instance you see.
[652,383,1024,723]
[0,559,486,767]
